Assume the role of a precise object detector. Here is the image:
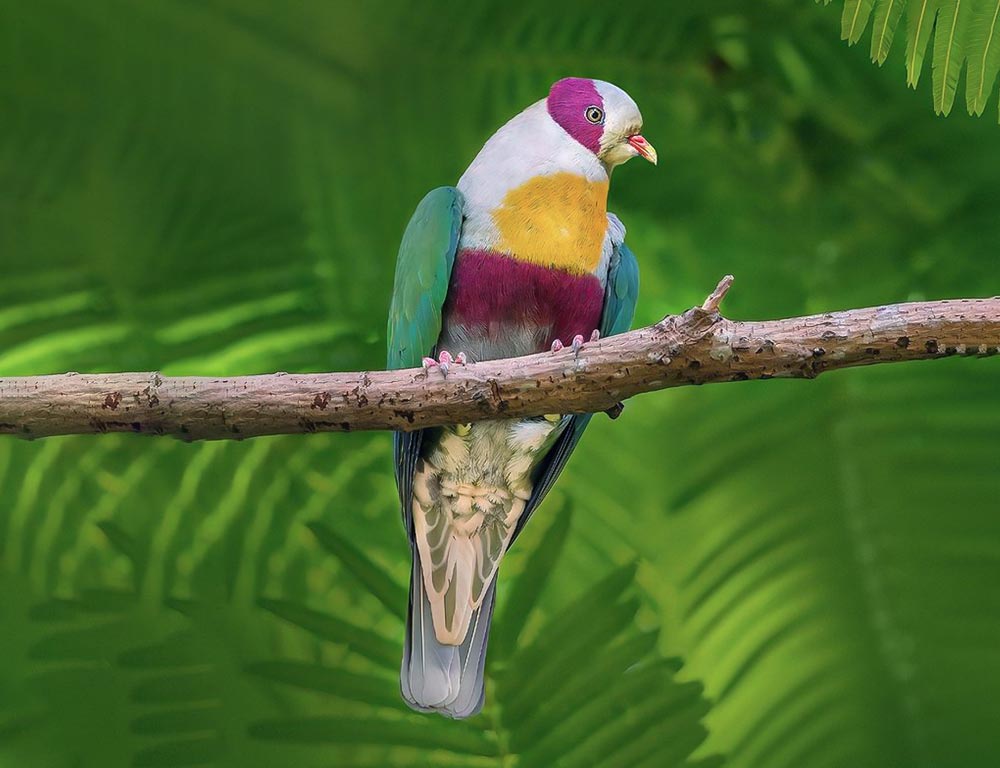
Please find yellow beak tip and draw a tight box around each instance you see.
[628,135,658,165]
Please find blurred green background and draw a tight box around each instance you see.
[2,1,999,766]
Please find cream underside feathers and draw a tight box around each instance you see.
[412,420,561,645]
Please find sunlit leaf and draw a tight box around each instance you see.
[932,0,974,114]
[906,0,944,87]
[965,0,1000,113]
[842,0,876,44]
[870,0,906,63]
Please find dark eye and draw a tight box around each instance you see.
[585,106,604,124]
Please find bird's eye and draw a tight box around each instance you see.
[585,106,604,124]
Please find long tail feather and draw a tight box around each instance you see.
[400,548,495,719]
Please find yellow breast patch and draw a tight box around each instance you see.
[493,173,609,274]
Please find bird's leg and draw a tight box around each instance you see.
[552,330,599,355]
[422,350,468,377]
[445,351,468,375]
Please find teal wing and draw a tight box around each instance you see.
[511,236,640,542]
[598,241,640,339]
[388,187,464,530]
[387,187,464,370]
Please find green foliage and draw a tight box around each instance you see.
[2,1,1000,766]
[1,507,714,767]
[823,0,1000,117]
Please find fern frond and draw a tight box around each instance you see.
[828,0,1000,118]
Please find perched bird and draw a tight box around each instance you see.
[387,77,654,718]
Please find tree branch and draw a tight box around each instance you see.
[1,277,997,441]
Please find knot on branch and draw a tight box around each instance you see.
[701,275,735,314]
[656,275,734,342]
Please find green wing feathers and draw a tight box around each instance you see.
[386,187,464,370]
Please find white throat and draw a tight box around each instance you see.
[456,100,608,252]
[458,101,606,210]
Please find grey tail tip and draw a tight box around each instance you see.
[400,553,496,719]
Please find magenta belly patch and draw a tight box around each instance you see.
[442,249,604,351]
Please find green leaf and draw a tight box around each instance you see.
[118,633,212,669]
[306,521,407,617]
[95,520,142,572]
[965,0,1000,113]
[500,565,640,720]
[842,0,876,44]
[248,715,499,756]
[906,0,944,87]
[28,621,128,661]
[519,665,708,768]
[257,598,399,669]
[499,564,637,693]
[129,705,221,735]
[492,499,572,661]
[244,660,400,709]
[132,737,224,768]
[870,0,906,63]
[131,672,219,705]
[830,0,1000,116]
[510,629,662,746]
[933,0,975,114]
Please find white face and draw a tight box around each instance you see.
[593,80,647,167]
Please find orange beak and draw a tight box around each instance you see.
[627,134,658,165]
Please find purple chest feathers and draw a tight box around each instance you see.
[442,249,605,354]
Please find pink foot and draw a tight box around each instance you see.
[422,350,467,376]
[552,332,599,355]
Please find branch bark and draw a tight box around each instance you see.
[1,277,997,441]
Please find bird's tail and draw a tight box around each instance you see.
[400,548,496,719]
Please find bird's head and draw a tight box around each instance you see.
[546,77,656,168]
